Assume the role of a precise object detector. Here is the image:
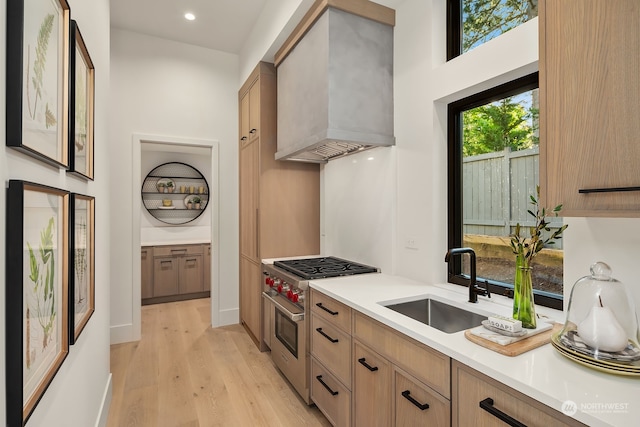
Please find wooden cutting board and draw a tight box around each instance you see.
[464,323,563,356]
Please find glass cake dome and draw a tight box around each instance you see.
[556,262,640,366]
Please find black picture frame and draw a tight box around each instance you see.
[67,20,95,180]
[6,0,71,168]
[69,193,95,344]
[6,180,70,426]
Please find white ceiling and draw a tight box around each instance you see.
[110,0,404,55]
[110,0,269,54]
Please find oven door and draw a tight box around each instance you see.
[262,291,310,404]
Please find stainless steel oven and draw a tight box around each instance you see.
[262,256,379,405]
[262,290,309,403]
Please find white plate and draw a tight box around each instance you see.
[184,194,204,207]
[156,177,176,193]
[158,205,176,210]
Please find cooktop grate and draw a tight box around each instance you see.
[274,256,379,280]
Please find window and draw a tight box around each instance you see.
[447,0,539,59]
[447,73,564,310]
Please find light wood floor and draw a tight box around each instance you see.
[107,298,331,427]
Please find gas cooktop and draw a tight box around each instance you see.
[274,256,379,280]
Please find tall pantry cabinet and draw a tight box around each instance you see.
[238,62,320,345]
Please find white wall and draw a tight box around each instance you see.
[0,0,112,425]
[321,0,640,312]
[109,29,239,343]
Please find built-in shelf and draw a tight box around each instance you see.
[142,162,209,225]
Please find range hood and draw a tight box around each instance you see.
[275,4,395,163]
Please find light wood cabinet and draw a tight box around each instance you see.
[452,360,585,427]
[539,0,640,216]
[238,61,320,345]
[153,257,179,297]
[395,368,450,427]
[353,312,450,399]
[204,245,211,292]
[142,244,210,305]
[141,246,153,299]
[310,291,353,426]
[240,256,261,341]
[353,341,391,427]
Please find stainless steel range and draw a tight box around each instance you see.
[262,256,379,404]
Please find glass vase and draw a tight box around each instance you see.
[513,254,537,329]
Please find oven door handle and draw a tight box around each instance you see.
[262,292,304,322]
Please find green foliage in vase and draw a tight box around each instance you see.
[509,185,568,263]
[27,217,56,349]
[27,13,56,126]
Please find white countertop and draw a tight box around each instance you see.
[141,239,210,247]
[309,273,638,427]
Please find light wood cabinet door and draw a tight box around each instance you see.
[153,257,179,297]
[353,341,391,427]
[311,358,351,427]
[204,245,211,291]
[240,90,250,143]
[539,0,640,216]
[141,247,153,299]
[452,360,585,427]
[179,254,203,294]
[311,314,351,387]
[240,256,261,341]
[248,80,260,141]
[239,139,259,261]
[395,368,450,427]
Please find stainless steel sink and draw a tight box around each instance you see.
[384,297,487,334]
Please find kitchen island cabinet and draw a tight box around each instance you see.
[141,243,210,305]
[539,0,640,216]
[238,62,320,346]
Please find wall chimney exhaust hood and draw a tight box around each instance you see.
[275,2,395,163]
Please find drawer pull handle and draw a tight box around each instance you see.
[401,390,429,410]
[479,398,527,427]
[579,186,640,194]
[316,375,339,396]
[160,260,172,265]
[316,327,339,343]
[358,357,379,372]
[316,302,338,316]
[250,128,257,134]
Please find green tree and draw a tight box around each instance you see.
[462,97,536,156]
[463,0,538,52]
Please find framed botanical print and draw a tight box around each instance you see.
[69,193,95,343]
[6,0,71,167]
[6,181,69,426]
[68,20,95,180]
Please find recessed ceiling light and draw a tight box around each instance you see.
[184,12,196,21]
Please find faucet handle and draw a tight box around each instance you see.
[484,280,491,298]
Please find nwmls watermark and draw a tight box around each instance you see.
[562,400,630,416]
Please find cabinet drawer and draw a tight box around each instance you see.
[311,357,351,427]
[353,312,450,398]
[452,360,586,427]
[311,314,351,387]
[395,368,450,427]
[311,290,352,333]
[153,244,203,257]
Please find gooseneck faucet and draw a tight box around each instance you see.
[445,247,490,303]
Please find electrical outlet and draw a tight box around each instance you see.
[405,237,419,250]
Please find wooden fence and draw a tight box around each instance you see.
[462,146,563,247]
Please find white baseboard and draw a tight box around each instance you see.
[110,323,139,344]
[218,308,239,326]
[95,373,113,427]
